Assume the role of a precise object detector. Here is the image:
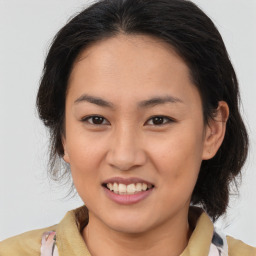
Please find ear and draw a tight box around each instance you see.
[202,101,229,160]
[62,136,70,163]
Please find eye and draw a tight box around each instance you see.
[145,116,174,126]
[81,115,110,125]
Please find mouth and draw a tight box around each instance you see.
[102,182,154,195]
[102,178,155,205]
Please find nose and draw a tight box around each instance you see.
[106,126,147,171]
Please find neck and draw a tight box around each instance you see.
[82,209,192,256]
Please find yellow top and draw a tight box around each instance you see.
[0,206,255,256]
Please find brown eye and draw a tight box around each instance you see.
[82,115,109,125]
[146,116,174,126]
[152,116,164,125]
[92,116,104,124]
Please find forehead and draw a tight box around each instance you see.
[67,34,200,107]
[69,34,191,83]
[75,34,179,64]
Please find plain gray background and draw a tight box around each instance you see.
[1,0,256,246]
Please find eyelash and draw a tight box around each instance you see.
[81,115,110,125]
[146,115,175,126]
[81,115,175,126]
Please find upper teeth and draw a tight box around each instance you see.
[106,183,153,195]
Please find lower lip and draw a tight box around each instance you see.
[103,186,154,205]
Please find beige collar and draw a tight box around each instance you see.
[56,205,214,256]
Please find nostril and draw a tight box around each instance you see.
[105,143,147,171]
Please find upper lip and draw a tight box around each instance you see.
[102,177,154,186]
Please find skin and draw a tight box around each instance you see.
[63,34,229,256]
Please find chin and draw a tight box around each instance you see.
[103,212,155,235]
[108,222,151,235]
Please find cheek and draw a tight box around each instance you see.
[68,142,103,173]
[148,125,204,188]
[147,136,203,210]
[65,130,106,190]
[68,144,102,205]
[65,116,105,165]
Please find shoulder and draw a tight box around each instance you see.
[227,236,256,256]
[0,224,57,256]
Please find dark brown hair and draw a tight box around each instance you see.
[36,0,248,220]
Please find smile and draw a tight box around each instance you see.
[102,177,155,205]
[104,182,153,195]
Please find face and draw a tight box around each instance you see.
[63,34,213,234]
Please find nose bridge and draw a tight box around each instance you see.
[106,123,146,171]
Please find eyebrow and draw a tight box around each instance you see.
[74,94,183,108]
[138,96,183,108]
[74,94,114,108]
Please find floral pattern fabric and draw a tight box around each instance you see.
[40,229,228,256]
[209,229,228,256]
[41,231,59,256]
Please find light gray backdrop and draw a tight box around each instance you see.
[0,0,255,246]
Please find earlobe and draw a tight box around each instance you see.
[62,137,70,163]
[202,101,229,160]
[63,150,70,163]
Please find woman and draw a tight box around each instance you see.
[0,0,255,255]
